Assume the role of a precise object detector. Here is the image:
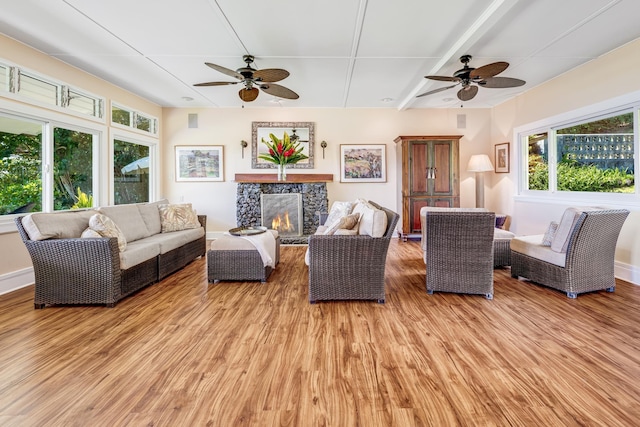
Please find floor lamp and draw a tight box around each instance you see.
[467,154,494,208]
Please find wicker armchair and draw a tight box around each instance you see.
[307,201,399,303]
[421,210,495,299]
[511,209,629,298]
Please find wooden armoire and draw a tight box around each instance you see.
[395,135,461,240]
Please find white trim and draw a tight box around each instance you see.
[0,267,34,295]
[615,261,640,286]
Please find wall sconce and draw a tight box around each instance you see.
[240,140,248,158]
[467,154,494,208]
[321,141,327,159]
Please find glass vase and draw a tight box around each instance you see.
[277,164,287,181]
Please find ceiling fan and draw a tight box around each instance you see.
[194,55,299,102]
[417,55,526,101]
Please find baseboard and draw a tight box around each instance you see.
[615,261,640,286]
[0,267,34,295]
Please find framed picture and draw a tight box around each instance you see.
[251,121,314,169]
[340,144,386,183]
[495,142,510,173]
[175,145,224,181]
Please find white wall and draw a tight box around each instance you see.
[162,108,493,235]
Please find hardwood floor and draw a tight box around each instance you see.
[1,239,640,426]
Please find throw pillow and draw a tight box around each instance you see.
[357,204,388,237]
[550,207,600,253]
[159,203,200,233]
[324,201,355,227]
[323,213,360,235]
[85,213,127,251]
[541,221,559,246]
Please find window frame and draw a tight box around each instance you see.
[515,90,640,208]
[111,102,158,135]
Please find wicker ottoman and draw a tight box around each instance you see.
[207,230,280,283]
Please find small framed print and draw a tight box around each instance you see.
[175,145,224,181]
[495,142,510,173]
[340,144,386,183]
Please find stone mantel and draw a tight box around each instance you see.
[234,173,333,183]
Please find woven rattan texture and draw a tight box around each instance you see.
[308,202,399,303]
[424,211,495,297]
[207,250,272,282]
[493,238,512,267]
[511,209,629,296]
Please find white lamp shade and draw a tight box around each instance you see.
[467,154,494,172]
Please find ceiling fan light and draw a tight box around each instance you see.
[239,87,259,102]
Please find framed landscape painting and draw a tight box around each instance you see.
[340,144,386,183]
[175,145,224,181]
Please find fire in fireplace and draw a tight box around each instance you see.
[261,194,303,236]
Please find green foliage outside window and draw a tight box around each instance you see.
[529,158,634,192]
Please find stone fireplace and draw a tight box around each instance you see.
[235,174,331,244]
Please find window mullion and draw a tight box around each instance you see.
[41,123,54,212]
[548,129,557,193]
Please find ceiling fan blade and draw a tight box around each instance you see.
[426,75,461,82]
[479,77,526,88]
[239,87,259,102]
[253,68,289,83]
[470,61,509,79]
[205,62,243,80]
[457,85,478,101]
[416,84,459,98]
[193,81,239,87]
[259,83,299,100]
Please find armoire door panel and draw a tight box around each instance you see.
[433,142,452,195]
[410,198,430,233]
[410,143,427,194]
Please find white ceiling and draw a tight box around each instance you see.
[1,0,639,109]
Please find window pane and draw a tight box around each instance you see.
[112,106,131,126]
[135,114,151,132]
[19,73,58,106]
[556,113,634,193]
[0,115,42,215]
[114,139,149,205]
[68,90,99,117]
[0,65,7,91]
[54,128,93,211]
[527,132,548,190]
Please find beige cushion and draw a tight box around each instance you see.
[158,203,200,233]
[324,213,360,235]
[357,204,387,237]
[324,201,355,228]
[511,234,566,267]
[119,239,160,270]
[494,228,515,240]
[86,213,127,251]
[210,229,278,251]
[542,221,559,246]
[137,199,168,236]
[550,207,600,253]
[142,227,205,254]
[21,210,96,241]
[334,229,358,236]
[98,204,149,243]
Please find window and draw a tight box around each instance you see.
[0,65,8,91]
[519,101,638,201]
[18,72,58,107]
[113,139,150,204]
[0,60,104,119]
[53,127,95,210]
[0,114,43,215]
[555,112,634,193]
[111,103,157,135]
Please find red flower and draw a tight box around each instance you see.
[284,148,295,157]
[277,143,283,154]
[269,148,275,156]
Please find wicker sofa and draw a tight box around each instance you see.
[307,200,399,304]
[15,200,206,308]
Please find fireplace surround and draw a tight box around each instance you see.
[236,176,329,244]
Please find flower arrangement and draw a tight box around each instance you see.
[258,132,308,166]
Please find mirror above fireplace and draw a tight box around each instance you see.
[251,121,315,169]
